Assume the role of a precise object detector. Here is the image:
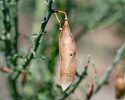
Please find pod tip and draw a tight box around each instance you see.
[61,82,70,91]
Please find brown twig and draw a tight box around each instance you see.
[54,13,62,30]
[57,11,68,21]
[0,65,13,73]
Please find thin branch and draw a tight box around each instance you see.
[90,62,97,87]
[54,10,69,30]
[56,11,68,20]
[93,42,125,95]
[2,0,11,55]
[54,13,62,30]
[14,1,19,54]
[59,55,91,100]
[15,0,54,79]
[0,65,13,73]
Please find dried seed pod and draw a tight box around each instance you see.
[55,11,76,91]
[86,63,97,99]
[86,83,94,99]
[60,20,76,91]
[115,60,125,99]
[115,75,125,98]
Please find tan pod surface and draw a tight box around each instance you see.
[59,20,76,91]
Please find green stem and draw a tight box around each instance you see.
[8,74,19,100]
[14,1,19,54]
[2,0,11,56]
[15,0,54,79]
[93,42,125,95]
[11,79,18,99]
[2,0,22,99]
[11,1,19,99]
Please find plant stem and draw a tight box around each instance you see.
[1,0,19,99]
[15,0,54,79]
[2,0,11,56]
[14,0,19,54]
[93,42,125,95]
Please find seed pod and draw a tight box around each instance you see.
[86,63,97,99]
[115,60,125,99]
[115,75,125,98]
[59,19,76,91]
[86,83,94,99]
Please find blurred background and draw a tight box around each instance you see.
[0,0,125,100]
